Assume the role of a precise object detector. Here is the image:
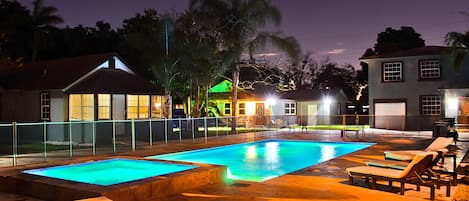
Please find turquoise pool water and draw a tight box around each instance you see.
[22,158,197,186]
[149,140,373,182]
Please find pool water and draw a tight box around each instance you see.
[149,140,373,182]
[22,158,197,186]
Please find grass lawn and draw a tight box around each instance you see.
[289,125,370,131]
[0,144,91,155]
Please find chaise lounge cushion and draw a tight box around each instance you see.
[384,137,452,161]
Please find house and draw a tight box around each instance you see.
[282,88,348,126]
[360,46,469,130]
[208,80,348,127]
[1,53,166,143]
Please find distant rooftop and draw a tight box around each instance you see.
[360,46,449,60]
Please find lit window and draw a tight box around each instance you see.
[285,103,296,115]
[40,92,50,121]
[383,62,402,82]
[421,95,442,115]
[127,95,150,119]
[239,103,245,115]
[69,94,94,121]
[98,94,110,120]
[151,96,164,118]
[420,60,440,79]
[224,103,231,115]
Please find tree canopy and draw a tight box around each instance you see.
[370,26,425,55]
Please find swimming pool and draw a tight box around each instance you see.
[22,158,197,186]
[149,139,373,182]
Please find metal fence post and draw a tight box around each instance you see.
[112,119,116,153]
[43,121,47,161]
[204,117,208,143]
[12,122,17,166]
[92,121,96,155]
[192,118,195,141]
[164,119,168,144]
[131,119,136,152]
[69,121,73,158]
[149,119,153,147]
[179,118,182,143]
[216,117,219,138]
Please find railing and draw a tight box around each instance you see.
[0,114,445,167]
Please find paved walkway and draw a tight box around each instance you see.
[1,129,468,201]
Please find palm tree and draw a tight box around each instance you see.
[444,31,469,70]
[189,0,301,132]
[31,0,63,62]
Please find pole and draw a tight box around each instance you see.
[204,117,208,143]
[69,121,73,158]
[164,119,168,144]
[43,121,47,161]
[92,121,96,155]
[112,119,116,153]
[12,122,17,166]
[131,119,136,152]
[149,119,153,147]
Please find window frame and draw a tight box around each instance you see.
[382,61,403,82]
[126,95,150,119]
[418,59,441,80]
[40,92,51,121]
[239,103,246,115]
[420,95,442,116]
[224,103,231,115]
[98,94,111,120]
[69,94,95,121]
[284,103,296,115]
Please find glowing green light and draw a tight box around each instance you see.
[208,80,233,93]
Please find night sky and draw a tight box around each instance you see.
[18,0,469,68]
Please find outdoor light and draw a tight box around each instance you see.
[448,98,459,110]
[265,96,277,106]
[323,96,333,105]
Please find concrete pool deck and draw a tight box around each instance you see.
[1,129,468,201]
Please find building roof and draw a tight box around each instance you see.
[67,68,163,94]
[360,46,448,60]
[281,88,347,101]
[4,53,163,94]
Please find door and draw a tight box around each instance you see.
[255,103,265,125]
[374,102,406,130]
[307,104,318,125]
[458,97,469,124]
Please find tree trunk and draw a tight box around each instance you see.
[193,82,200,117]
[231,64,240,133]
[205,84,209,117]
[165,89,172,119]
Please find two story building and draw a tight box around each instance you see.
[360,46,469,130]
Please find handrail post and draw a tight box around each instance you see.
[131,119,136,152]
[112,119,116,153]
[92,121,96,155]
[191,117,195,141]
[43,121,47,161]
[149,119,153,147]
[12,122,17,166]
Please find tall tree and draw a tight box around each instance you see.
[0,0,33,60]
[31,0,63,62]
[373,26,425,54]
[444,30,469,70]
[189,0,301,132]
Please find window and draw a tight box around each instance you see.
[421,95,442,115]
[40,92,50,121]
[151,96,164,118]
[285,103,296,115]
[69,94,94,121]
[127,95,150,119]
[383,62,402,82]
[419,60,440,79]
[239,103,245,115]
[98,94,111,120]
[224,103,231,115]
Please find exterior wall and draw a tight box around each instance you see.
[366,54,469,130]
[50,90,66,121]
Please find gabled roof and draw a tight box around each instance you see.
[4,53,163,94]
[67,68,163,94]
[360,46,449,60]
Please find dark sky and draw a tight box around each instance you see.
[18,0,469,68]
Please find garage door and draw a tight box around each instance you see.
[374,102,406,130]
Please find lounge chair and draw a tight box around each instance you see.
[346,153,436,199]
[384,137,453,161]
